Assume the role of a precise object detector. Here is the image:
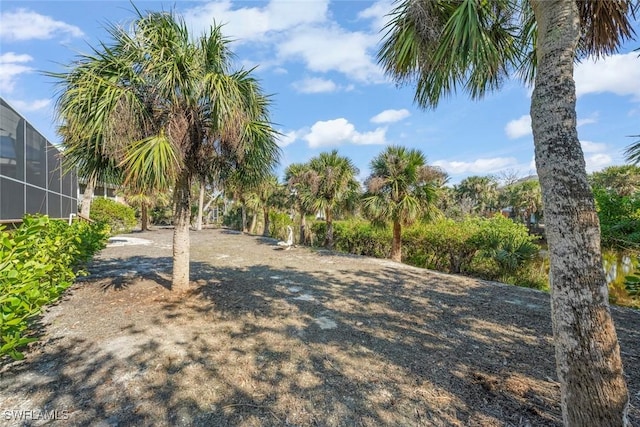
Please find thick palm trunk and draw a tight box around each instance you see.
[530,1,629,425]
[172,170,191,292]
[391,220,402,262]
[196,178,205,231]
[80,176,96,219]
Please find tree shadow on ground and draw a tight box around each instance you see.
[2,229,638,426]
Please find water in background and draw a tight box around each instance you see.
[603,250,640,308]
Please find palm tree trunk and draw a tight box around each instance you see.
[262,206,270,237]
[325,209,333,249]
[141,202,149,231]
[300,211,307,245]
[80,175,96,219]
[391,220,402,262]
[196,178,205,231]
[241,203,248,233]
[172,170,191,292]
[530,1,629,425]
[249,210,257,234]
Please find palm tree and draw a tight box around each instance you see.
[51,10,279,292]
[378,1,636,423]
[362,145,438,262]
[455,175,499,217]
[501,179,543,226]
[307,150,360,249]
[57,124,122,219]
[284,162,315,245]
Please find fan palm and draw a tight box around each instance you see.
[379,0,636,424]
[50,10,279,292]
[363,146,438,262]
[455,175,499,216]
[307,151,360,249]
[284,162,315,245]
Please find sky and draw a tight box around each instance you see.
[1,1,639,185]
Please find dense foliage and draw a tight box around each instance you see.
[0,216,108,360]
[312,215,545,289]
[90,198,137,235]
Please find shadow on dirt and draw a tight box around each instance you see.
[2,229,638,426]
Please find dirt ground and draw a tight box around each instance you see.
[1,228,639,427]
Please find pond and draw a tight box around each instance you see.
[603,250,640,309]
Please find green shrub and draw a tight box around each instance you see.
[0,215,108,360]
[222,205,243,231]
[90,198,137,234]
[404,218,482,273]
[311,220,391,258]
[269,212,293,241]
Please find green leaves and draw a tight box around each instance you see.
[0,216,108,361]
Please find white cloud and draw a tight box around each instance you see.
[358,0,394,32]
[585,153,613,172]
[580,140,607,153]
[433,157,518,175]
[0,52,33,93]
[575,52,640,99]
[277,25,384,84]
[292,77,337,94]
[183,0,329,42]
[0,9,83,41]
[370,108,410,124]
[276,129,306,147]
[303,118,387,148]
[505,115,532,139]
[577,115,598,127]
[7,98,51,112]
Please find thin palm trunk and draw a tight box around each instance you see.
[262,206,270,237]
[391,220,402,262]
[80,176,96,219]
[140,202,149,231]
[299,211,307,245]
[249,210,257,234]
[325,209,333,249]
[241,203,248,233]
[531,1,629,424]
[172,170,191,292]
[196,178,205,231]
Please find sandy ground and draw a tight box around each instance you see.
[1,228,639,426]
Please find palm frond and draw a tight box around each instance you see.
[120,131,182,192]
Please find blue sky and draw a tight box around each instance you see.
[1,1,639,185]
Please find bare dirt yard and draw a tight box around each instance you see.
[1,228,639,426]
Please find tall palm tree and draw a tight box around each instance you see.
[308,150,360,249]
[378,1,636,424]
[363,145,438,262]
[50,10,279,292]
[284,162,315,245]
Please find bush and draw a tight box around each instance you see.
[90,198,137,234]
[311,220,391,258]
[269,212,293,241]
[404,218,482,274]
[0,215,108,360]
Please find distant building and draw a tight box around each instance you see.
[0,97,77,222]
